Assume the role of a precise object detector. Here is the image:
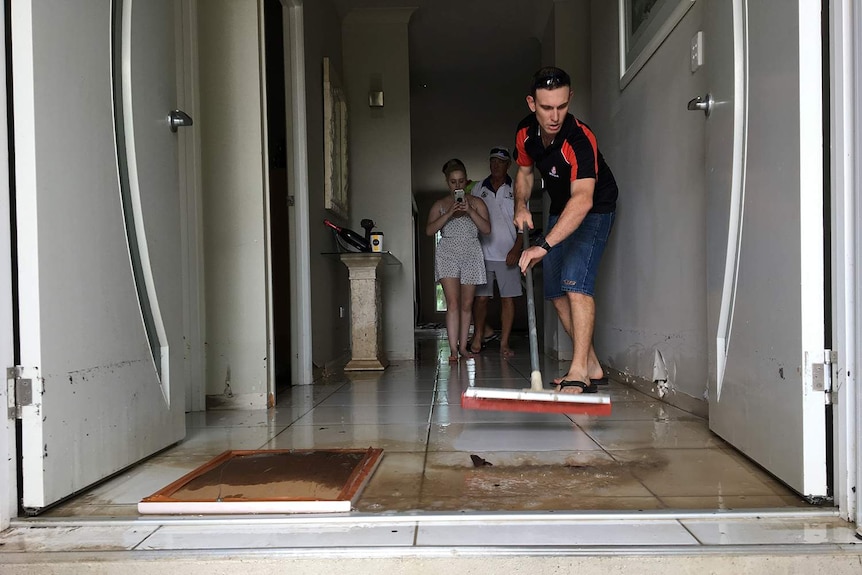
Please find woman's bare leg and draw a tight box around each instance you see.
[440,277,461,360]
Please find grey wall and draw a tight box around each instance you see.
[409,26,540,194]
[198,0,268,406]
[589,0,708,404]
[555,0,592,123]
[303,0,352,369]
[343,8,416,360]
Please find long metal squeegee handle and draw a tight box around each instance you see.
[523,223,543,391]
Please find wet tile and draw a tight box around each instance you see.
[263,423,430,453]
[164,425,290,458]
[580,419,724,450]
[347,373,438,391]
[355,452,426,512]
[568,399,702,424]
[139,523,416,550]
[0,525,157,552]
[416,520,698,546]
[428,422,601,452]
[659,495,812,510]
[432,403,578,425]
[681,517,861,545]
[40,503,141,518]
[600,383,658,402]
[76,453,216,505]
[274,383,345,407]
[291,404,433,426]
[612,449,787,498]
[436,377,533,396]
[185,407,307,429]
[321,389,435,407]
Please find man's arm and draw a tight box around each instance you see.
[543,177,594,247]
[506,231,524,267]
[518,177,594,273]
[513,164,534,232]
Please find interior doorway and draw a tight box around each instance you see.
[263,0,292,395]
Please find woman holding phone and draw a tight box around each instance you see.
[426,158,491,362]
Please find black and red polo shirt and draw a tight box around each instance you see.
[514,113,618,216]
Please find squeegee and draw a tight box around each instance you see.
[461,225,612,416]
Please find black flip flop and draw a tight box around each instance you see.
[549,376,609,387]
[558,380,598,393]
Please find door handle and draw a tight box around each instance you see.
[168,109,193,132]
[687,94,713,117]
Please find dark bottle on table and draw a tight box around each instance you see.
[324,219,371,252]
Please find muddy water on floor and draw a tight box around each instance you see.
[358,452,672,512]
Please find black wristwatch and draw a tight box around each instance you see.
[539,238,553,252]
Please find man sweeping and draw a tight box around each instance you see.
[514,66,619,394]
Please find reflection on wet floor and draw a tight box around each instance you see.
[43,329,813,517]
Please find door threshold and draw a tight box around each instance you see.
[12,506,840,528]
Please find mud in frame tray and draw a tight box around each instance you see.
[138,448,384,514]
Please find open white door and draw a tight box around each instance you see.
[13,0,186,512]
[705,0,828,497]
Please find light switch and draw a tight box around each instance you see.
[691,31,704,72]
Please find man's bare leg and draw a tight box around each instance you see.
[552,296,573,335]
[500,296,515,357]
[471,295,489,353]
[550,294,604,385]
[558,292,594,391]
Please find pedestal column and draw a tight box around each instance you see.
[339,253,388,371]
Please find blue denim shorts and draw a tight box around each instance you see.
[543,212,615,299]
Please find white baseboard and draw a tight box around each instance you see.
[604,366,708,419]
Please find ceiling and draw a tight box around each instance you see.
[332,0,555,193]
[333,0,553,91]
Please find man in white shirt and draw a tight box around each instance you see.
[470,147,523,357]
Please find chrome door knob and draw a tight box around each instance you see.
[687,94,713,117]
[168,109,193,132]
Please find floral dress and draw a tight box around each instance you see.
[435,208,486,285]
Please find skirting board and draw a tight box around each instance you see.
[205,392,268,411]
[604,366,708,419]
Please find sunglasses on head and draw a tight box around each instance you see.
[531,69,571,93]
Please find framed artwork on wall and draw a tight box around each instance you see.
[619,0,696,88]
[323,57,349,219]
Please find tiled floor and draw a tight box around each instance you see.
[38,330,814,517]
[2,330,860,561]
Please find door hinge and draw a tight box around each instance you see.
[7,366,39,419]
[810,350,836,405]
[287,195,295,207]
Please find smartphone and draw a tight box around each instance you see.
[454,189,465,202]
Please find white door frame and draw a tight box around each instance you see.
[853,0,862,535]
[177,0,206,412]
[829,0,861,529]
[0,1,16,532]
[281,0,313,386]
[850,0,862,533]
